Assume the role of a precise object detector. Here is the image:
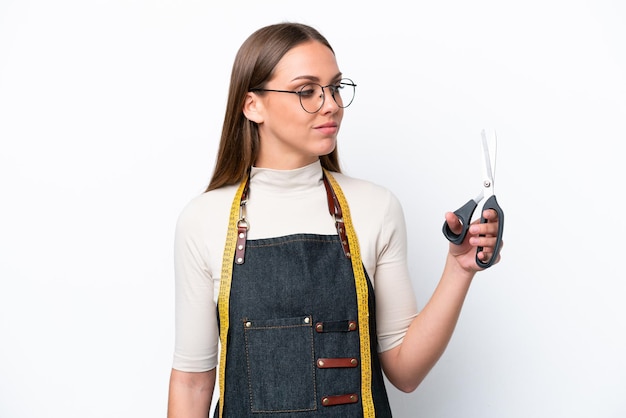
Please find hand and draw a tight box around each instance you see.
[444,208,503,271]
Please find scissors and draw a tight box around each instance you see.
[442,129,504,268]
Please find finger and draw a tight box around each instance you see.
[444,211,464,235]
[478,248,502,266]
[470,234,499,248]
[478,249,491,261]
[470,219,500,237]
[476,238,504,266]
[481,208,500,221]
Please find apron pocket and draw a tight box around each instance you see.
[243,315,316,413]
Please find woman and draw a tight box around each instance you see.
[167,22,502,417]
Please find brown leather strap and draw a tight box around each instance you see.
[317,357,359,368]
[315,320,357,333]
[234,177,250,265]
[321,393,359,406]
[322,173,351,258]
[234,224,247,265]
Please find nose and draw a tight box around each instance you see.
[319,87,340,114]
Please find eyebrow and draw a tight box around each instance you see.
[291,72,343,83]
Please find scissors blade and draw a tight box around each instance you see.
[480,129,497,196]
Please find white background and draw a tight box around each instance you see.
[1,1,625,417]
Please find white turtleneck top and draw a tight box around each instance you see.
[172,160,418,372]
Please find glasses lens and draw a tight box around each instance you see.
[298,83,324,113]
[334,78,356,109]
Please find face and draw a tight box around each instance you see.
[246,41,344,169]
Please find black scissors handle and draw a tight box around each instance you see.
[442,195,504,269]
[476,195,504,269]
[442,198,478,245]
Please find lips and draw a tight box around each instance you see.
[315,122,339,135]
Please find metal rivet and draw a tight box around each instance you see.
[245,321,251,327]
[237,244,243,250]
[317,360,325,367]
[322,397,329,405]
[303,317,310,324]
[237,257,243,263]
[351,358,358,366]
[350,395,356,401]
[316,323,323,332]
[348,321,357,331]
[238,232,245,239]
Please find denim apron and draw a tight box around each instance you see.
[215,170,392,417]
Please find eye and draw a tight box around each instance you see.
[298,84,318,98]
[327,83,341,95]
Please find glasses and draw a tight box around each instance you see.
[250,78,356,113]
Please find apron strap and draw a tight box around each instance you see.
[234,177,250,265]
[323,172,351,258]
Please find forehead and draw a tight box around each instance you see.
[271,41,340,83]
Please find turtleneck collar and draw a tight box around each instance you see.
[249,160,324,195]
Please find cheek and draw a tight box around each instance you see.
[271,98,302,120]
[274,104,312,129]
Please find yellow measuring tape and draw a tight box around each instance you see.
[217,171,375,417]
[216,178,248,418]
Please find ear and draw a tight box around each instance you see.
[242,92,264,124]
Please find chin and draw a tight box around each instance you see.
[317,138,337,156]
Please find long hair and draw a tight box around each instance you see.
[206,23,342,192]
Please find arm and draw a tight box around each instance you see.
[168,196,224,415]
[167,368,215,418]
[380,209,502,392]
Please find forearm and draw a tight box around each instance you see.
[380,253,474,392]
[167,368,215,418]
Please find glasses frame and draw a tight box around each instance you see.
[249,78,356,114]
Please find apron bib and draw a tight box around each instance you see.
[215,170,392,417]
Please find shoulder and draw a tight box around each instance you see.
[330,171,402,211]
[175,184,240,237]
[328,171,406,228]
